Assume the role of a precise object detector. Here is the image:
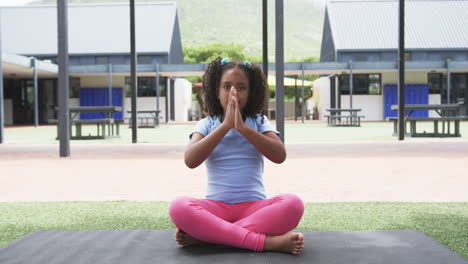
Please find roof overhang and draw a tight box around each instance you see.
[1,53,58,79]
[3,57,467,78]
[70,61,468,77]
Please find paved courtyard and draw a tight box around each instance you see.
[1,140,467,202]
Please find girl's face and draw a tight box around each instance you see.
[218,67,250,113]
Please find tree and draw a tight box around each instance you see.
[184,43,258,118]
[183,43,252,64]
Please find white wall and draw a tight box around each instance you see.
[429,94,442,117]
[340,95,384,121]
[174,78,192,122]
[123,97,166,122]
[268,101,297,119]
[311,76,331,119]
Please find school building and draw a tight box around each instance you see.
[315,0,468,121]
[2,0,468,126]
[0,2,192,126]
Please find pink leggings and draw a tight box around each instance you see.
[169,193,304,252]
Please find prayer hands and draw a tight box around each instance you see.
[223,87,245,131]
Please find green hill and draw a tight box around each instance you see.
[31,0,324,61]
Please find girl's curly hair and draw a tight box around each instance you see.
[201,57,269,118]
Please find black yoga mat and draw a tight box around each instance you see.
[0,229,466,264]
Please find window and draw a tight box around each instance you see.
[354,53,368,61]
[441,52,456,61]
[138,56,154,64]
[339,74,381,95]
[404,52,411,61]
[96,56,109,65]
[69,77,81,98]
[125,76,167,97]
[427,73,446,94]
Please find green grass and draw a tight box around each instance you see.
[0,202,466,258]
[5,121,468,144]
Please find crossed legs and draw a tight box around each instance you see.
[169,194,305,254]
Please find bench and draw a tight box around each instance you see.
[49,118,121,140]
[127,117,158,128]
[72,119,115,139]
[324,115,364,127]
[127,110,160,128]
[390,116,468,137]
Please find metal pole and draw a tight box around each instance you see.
[398,0,405,140]
[108,63,113,107]
[57,0,70,157]
[155,63,160,111]
[294,75,298,121]
[301,63,305,123]
[165,78,169,123]
[349,60,353,109]
[262,0,269,115]
[0,13,4,144]
[262,0,268,77]
[447,59,451,103]
[330,75,336,109]
[33,58,39,127]
[130,0,137,143]
[275,0,285,142]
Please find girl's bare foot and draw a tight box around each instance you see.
[264,232,305,255]
[174,228,206,247]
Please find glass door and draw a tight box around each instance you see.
[452,73,468,115]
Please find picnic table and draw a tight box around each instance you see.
[127,110,160,128]
[390,103,468,137]
[51,106,122,139]
[324,108,363,127]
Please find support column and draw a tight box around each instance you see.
[447,59,451,104]
[349,60,353,109]
[398,0,405,140]
[301,63,305,123]
[130,0,137,143]
[330,75,336,109]
[33,58,39,127]
[262,0,269,114]
[57,0,70,157]
[275,0,285,142]
[294,76,298,121]
[155,63,160,112]
[108,63,113,106]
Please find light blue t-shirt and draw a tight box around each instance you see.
[190,114,279,204]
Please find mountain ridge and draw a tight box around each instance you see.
[30,0,325,61]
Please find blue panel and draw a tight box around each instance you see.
[384,84,429,118]
[384,84,396,118]
[79,88,123,120]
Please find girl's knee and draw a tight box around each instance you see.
[276,194,305,231]
[278,193,305,218]
[169,196,196,224]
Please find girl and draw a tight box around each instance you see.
[169,57,305,255]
